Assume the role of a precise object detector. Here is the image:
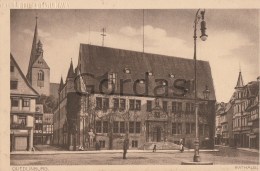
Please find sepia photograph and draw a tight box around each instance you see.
[3,4,259,170]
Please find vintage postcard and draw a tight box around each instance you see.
[0,0,259,171]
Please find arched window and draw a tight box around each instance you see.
[38,70,44,81]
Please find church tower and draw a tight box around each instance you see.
[235,70,244,99]
[26,17,50,96]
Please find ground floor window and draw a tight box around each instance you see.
[129,121,141,134]
[172,123,182,134]
[132,140,138,148]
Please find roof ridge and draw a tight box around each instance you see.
[80,43,209,63]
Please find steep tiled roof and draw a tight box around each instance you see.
[11,54,39,96]
[67,60,75,78]
[78,44,216,100]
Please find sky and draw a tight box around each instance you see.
[10,9,259,102]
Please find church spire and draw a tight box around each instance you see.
[67,59,75,78]
[235,70,244,89]
[59,76,64,92]
[26,16,40,81]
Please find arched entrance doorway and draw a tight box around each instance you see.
[153,127,162,142]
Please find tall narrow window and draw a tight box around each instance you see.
[177,123,182,134]
[38,70,44,81]
[186,103,190,112]
[147,100,152,112]
[96,97,102,109]
[129,100,135,110]
[172,123,177,134]
[129,122,134,133]
[119,122,125,133]
[120,99,126,110]
[135,100,141,110]
[172,102,177,112]
[135,122,141,133]
[177,102,182,112]
[113,98,119,110]
[103,121,108,133]
[163,101,168,111]
[113,121,119,133]
[186,123,191,134]
[96,121,102,133]
[103,98,109,110]
[37,70,44,87]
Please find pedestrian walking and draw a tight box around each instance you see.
[179,138,184,152]
[123,138,129,159]
[152,144,157,152]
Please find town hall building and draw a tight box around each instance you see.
[53,44,216,150]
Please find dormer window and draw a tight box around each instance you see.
[147,71,153,76]
[108,73,117,91]
[169,73,175,78]
[108,73,117,85]
[161,80,167,86]
[124,68,131,74]
[139,79,145,84]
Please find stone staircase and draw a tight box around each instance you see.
[142,141,185,150]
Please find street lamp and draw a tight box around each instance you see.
[193,9,208,162]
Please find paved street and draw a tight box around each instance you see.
[11,146,259,165]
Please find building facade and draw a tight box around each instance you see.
[215,72,259,149]
[10,54,39,151]
[53,44,216,150]
[219,102,234,146]
[33,104,54,145]
[11,17,59,150]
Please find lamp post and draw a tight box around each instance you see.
[193,9,208,162]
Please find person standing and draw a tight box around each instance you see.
[179,138,184,152]
[153,144,157,152]
[123,138,129,159]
